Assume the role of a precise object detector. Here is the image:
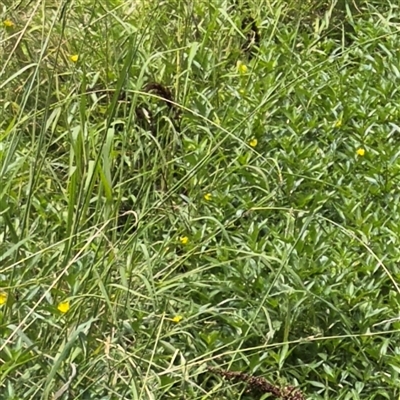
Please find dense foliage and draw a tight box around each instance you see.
[1,0,400,398]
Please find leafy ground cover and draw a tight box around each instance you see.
[1,0,400,398]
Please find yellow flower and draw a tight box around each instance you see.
[249,138,258,148]
[204,193,212,201]
[172,315,183,323]
[180,236,189,245]
[69,54,79,63]
[57,301,70,313]
[0,292,7,305]
[334,119,342,128]
[356,148,365,156]
[3,19,14,28]
[237,60,248,74]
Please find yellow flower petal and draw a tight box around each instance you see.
[0,292,7,305]
[334,119,342,128]
[204,193,212,201]
[249,138,258,148]
[57,301,70,313]
[172,315,183,323]
[356,148,365,156]
[3,19,14,28]
[237,60,248,74]
[69,54,79,63]
[180,236,189,245]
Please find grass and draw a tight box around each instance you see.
[1,0,400,398]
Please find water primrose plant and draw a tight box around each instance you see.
[0,292,7,305]
[57,301,70,313]
[237,60,248,74]
[249,138,258,147]
[69,54,79,63]
[172,315,183,323]
[3,19,14,28]
[204,192,212,201]
[356,148,365,156]
[179,236,189,245]
[1,0,400,399]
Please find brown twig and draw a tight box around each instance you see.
[207,367,306,400]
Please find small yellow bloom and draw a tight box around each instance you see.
[356,148,365,156]
[237,60,248,74]
[249,138,258,148]
[172,315,183,323]
[3,19,14,28]
[57,301,70,313]
[180,236,189,245]
[334,119,342,128]
[69,54,79,63]
[204,193,212,201]
[0,292,7,305]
